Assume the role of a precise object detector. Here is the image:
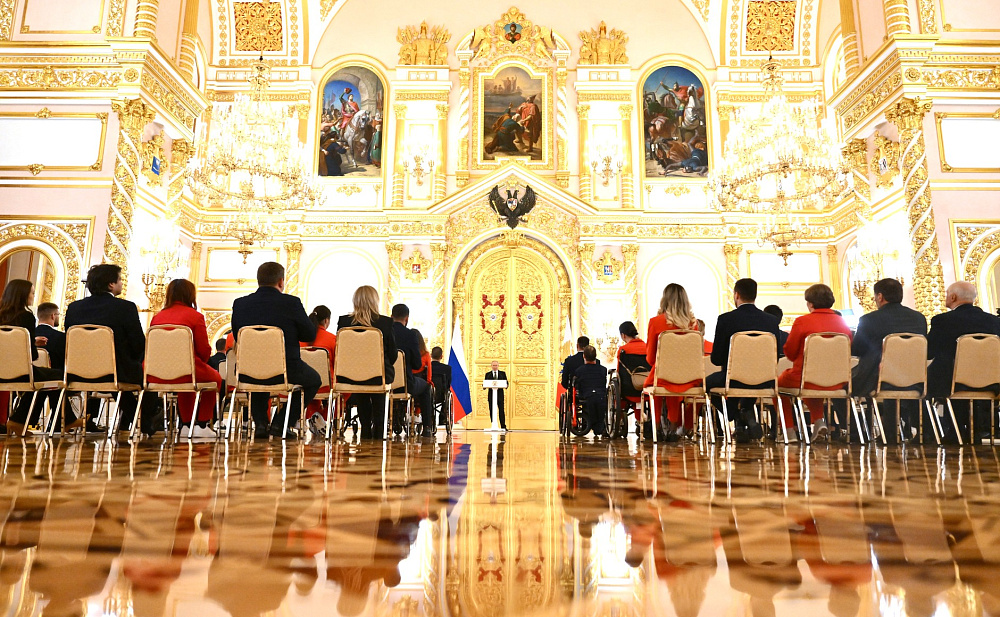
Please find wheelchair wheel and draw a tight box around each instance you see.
[606,372,625,438]
[569,412,591,437]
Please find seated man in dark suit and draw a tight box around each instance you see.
[64,264,159,434]
[32,302,65,421]
[851,278,927,440]
[762,305,789,355]
[561,336,591,390]
[231,262,320,439]
[430,346,452,425]
[706,278,781,442]
[927,281,1000,441]
[574,346,609,437]
[390,304,434,437]
[208,337,226,372]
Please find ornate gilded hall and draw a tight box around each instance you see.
[1,0,1000,614]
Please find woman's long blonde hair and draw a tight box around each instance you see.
[657,283,696,329]
[349,285,380,327]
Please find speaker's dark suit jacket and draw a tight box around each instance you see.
[64,292,145,383]
[710,303,782,370]
[851,302,927,396]
[231,286,316,366]
[927,303,1000,397]
[484,369,507,410]
[36,323,65,370]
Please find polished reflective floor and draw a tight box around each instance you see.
[0,433,996,616]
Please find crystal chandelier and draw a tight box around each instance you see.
[710,57,848,263]
[187,55,324,260]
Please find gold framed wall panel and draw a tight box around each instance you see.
[0,108,108,173]
[203,246,281,283]
[940,0,1000,32]
[19,0,107,34]
[934,111,1000,173]
[745,249,824,286]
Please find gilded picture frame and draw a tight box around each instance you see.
[473,59,553,170]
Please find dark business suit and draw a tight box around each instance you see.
[3,311,61,424]
[64,292,150,430]
[231,286,320,435]
[574,363,608,435]
[391,321,433,431]
[851,302,927,397]
[36,323,65,371]
[207,351,225,372]
[561,352,585,389]
[484,369,507,428]
[706,303,781,418]
[336,314,397,438]
[928,303,1000,397]
[431,360,452,423]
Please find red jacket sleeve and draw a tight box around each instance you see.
[784,317,805,362]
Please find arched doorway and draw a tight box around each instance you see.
[0,248,59,309]
[455,234,569,430]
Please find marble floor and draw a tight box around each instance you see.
[0,433,996,616]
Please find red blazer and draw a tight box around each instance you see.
[783,308,853,375]
[301,326,337,366]
[644,313,698,390]
[151,303,212,363]
[414,351,431,382]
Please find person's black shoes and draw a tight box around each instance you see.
[739,408,764,440]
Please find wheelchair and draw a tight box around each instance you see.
[606,355,651,438]
[561,376,609,437]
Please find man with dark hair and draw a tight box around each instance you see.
[561,335,596,389]
[35,302,65,371]
[231,262,320,439]
[574,345,608,437]
[208,338,226,371]
[390,303,435,436]
[852,278,927,440]
[705,278,781,442]
[484,360,508,430]
[430,346,452,426]
[65,263,159,434]
[761,305,789,354]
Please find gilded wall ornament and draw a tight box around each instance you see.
[397,21,450,65]
[870,134,899,189]
[233,1,283,52]
[593,250,622,284]
[141,133,168,186]
[578,21,628,65]
[745,1,797,52]
[402,249,431,283]
[0,66,121,90]
[469,7,558,64]
[0,0,13,41]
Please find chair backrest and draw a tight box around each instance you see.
[33,347,51,369]
[878,333,928,392]
[391,350,408,392]
[333,327,387,385]
[234,326,287,383]
[144,325,197,387]
[220,349,235,384]
[653,330,705,385]
[800,332,852,391]
[952,333,1000,392]
[301,347,332,390]
[0,326,33,384]
[726,331,778,388]
[65,325,117,382]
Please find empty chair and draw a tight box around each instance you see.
[0,326,63,436]
[225,326,303,440]
[869,333,935,445]
[945,333,1000,445]
[708,331,789,444]
[330,326,393,440]
[641,330,716,444]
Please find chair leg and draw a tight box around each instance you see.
[871,399,887,446]
[327,394,338,441]
[299,392,305,442]
[945,399,964,446]
[848,398,865,445]
[382,393,390,440]
[796,399,811,445]
[650,398,658,445]
[775,396,789,445]
[130,391,146,441]
[924,400,941,445]
[189,391,202,443]
[48,389,66,436]
[225,390,238,441]
[107,392,123,440]
[281,393,293,439]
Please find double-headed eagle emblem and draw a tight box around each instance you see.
[488,184,537,229]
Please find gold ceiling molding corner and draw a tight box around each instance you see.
[233,1,283,52]
[745,0,796,52]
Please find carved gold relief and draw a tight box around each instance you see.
[592,250,621,284]
[140,133,168,186]
[723,243,742,308]
[578,21,628,65]
[402,249,431,283]
[870,134,900,188]
[283,241,302,296]
[0,66,121,90]
[0,221,88,308]
[233,1,282,52]
[397,21,450,65]
[745,1,796,52]
[921,66,1000,90]
[0,0,13,41]
[469,7,559,64]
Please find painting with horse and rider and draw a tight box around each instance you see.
[318,66,385,177]
[642,64,708,178]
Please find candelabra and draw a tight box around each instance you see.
[139,219,186,312]
[847,213,908,312]
[401,142,435,185]
[589,141,624,186]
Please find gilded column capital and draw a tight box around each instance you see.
[826,245,838,260]
[112,98,156,132]
[723,243,742,260]
[885,97,933,131]
[170,138,195,168]
[385,241,403,257]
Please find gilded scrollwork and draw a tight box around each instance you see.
[283,241,302,296]
[622,244,639,324]
[385,241,403,307]
[0,0,13,41]
[233,1,282,52]
[0,66,122,89]
[402,248,431,283]
[468,7,561,65]
[592,250,621,284]
[723,243,742,308]
[579,243,594,335]
[870,134,900,189]
[745,1,797,52]
[141,133,168,186]
[397,21,450,65]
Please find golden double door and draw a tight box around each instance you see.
[463,246,558,430]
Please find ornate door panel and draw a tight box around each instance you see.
[465,246,557,430]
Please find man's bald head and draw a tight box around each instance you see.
[946,281,977,309]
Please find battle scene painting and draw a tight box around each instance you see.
[318,66,385,177]
[482,65,544,161]
[641,65,708,178]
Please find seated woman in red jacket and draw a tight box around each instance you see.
[776,284,852,439]
[616,320,647,407]
[150,279,222,438]
[301,305,337,421]
[644,283,700,438]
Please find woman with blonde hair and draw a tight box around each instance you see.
[643,283,699,439]
[336,285,396,439]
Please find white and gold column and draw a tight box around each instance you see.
[579,243,595,335]
[133,0,159,39]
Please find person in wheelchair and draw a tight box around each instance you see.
[574,345,609,436]
[614,321,650,436]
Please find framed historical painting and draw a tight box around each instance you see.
[640,64,709,179]
[476,62,550,167]
[317,65,386,178]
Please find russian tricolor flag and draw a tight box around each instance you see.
[448,317,473,424]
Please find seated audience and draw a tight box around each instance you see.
[65,264,159,435]
[336,285,397,439]
[301,305,337,423]
[616,321,648,407]
[412,329,431,383]
[390,305,434,437]
[208,338,226,371]
[35,302,65,370]
[0,280,64,436]
[644,283,699,438]
[430,346,452,425]
[776,284,852,440]
[574,345,608,437]
[927,281,1000,442]
[149,279,222,438]
[851,278,927,440]
[706,278,781,442]
[231,262,320,439]
[561,336,592,390]
[763,305,789,354]
[697,320,713,355]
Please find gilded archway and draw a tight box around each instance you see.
[0,222,88,309]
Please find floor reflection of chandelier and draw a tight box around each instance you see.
[710,57,848,263]
[187,55,323,261]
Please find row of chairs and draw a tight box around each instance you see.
[639,329,1000,446]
